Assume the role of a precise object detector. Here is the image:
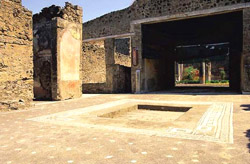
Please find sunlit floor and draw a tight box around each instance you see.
[0,93,249,164]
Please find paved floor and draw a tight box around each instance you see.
[0,93,250,164]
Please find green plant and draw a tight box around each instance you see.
[219,68,226,80]
[183,66,198,81]
[211,80,220,83]
[178,80,200,84]
[221,80,229,83]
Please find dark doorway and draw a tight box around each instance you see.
[175,43,230,88]
[142,11,243,92]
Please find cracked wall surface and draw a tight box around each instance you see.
[0,0,33,110]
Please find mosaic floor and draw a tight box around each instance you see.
[1,94,250,164]
[29,99,234,143]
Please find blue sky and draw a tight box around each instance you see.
[22,0,134,22]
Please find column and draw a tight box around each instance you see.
[206,61,212,82]
[200,61,206,84]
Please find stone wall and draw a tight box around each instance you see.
[114,38,131,67]
[112,65,131,93]
[83,0,250,40]
[33,2,82,24]
[0,0,33,110]
[83,0,250,93]
[83,9,130,39]
[54,18,82,100]
[82,38,131,93]
[33,3,83,100]
[33,20,55,100]
[82,64,131,93]
[131,24,143,93]
[243,9,250,92]
[82,41,106,83]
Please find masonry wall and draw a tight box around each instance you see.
[114,38,131,67]
[82,38,131,89]
[33,3,83,100]
[33,19,55,100]
[82,38,131,93]
[243,9,250,92]
[82,41,106,84]
[82,39,113,93]
[83,0,250,93]
[0,0,33,110]
[83,9,130,39]
[131,24,143,93]
[83,0,250,40]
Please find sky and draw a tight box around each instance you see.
[22,0,134,22]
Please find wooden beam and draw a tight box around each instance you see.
[83,33,135,42]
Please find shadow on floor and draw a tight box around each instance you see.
[241,105,250,111]
[246,130,250,153]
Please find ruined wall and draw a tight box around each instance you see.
[83,0,250,93]
[243,9,250,92]
[112,65,131,93]
[82,38,130,83]
[144,59,160,92]
[83,9,131,39]
[33,20,55,100]
[33,3,83,100]
[82,41,106,83]
[131,24,143,93]
[83,0,250,39]
[114,38,131,67]
[33,2,82,24]
[0,0,33,110]
[55,19,82,100]
[82,40,110,93]
[82,38,131,93]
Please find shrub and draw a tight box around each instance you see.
[178,80,200,84]
[183,66,199,81]
[212,80,220,83]
[221,80,229,83]
[219,68,226,80]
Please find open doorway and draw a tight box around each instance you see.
[142,11,242,93]
[175,43,230,88]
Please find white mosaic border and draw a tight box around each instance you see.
[28,99,234,143]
